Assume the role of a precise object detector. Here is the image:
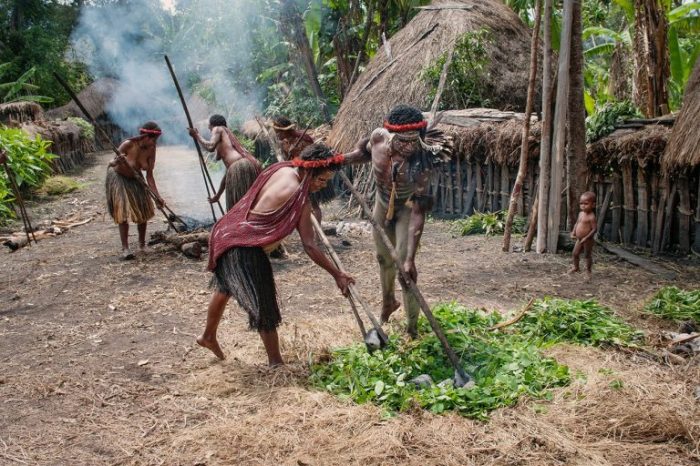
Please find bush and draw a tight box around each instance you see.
[452,211,526,236]
[39,176,81,196]
[67,117,95,140]
[0,126,56,222]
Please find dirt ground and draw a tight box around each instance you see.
[1,149,700,465]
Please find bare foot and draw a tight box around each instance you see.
[197,335,225,360]
[120,248,135,260]
[381,299,401,323]
[585,270,592,281]
[567,266,579,274]
[268,359,285,367]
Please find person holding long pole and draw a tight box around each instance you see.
[187,115,261,211]
[106,121,166,260]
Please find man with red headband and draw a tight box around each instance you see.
[106,121,166,260]
[344,104,452,337]
[188,114,262,210]
[198,143,354,365]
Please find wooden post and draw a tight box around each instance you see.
[476,161,485,212]
[501,165,510,213]
[622,162,636,246]
[447,161,454,214]
[465,166,477,215]
[537,0,554,253]
[661,184,678,252]
[611,172,623,243]
[547,0,575,253]
[456,156,463,213]
[677,176,691,254]
[650,173,660,249]
[486,164,494,212]
[595,184,612,241]
[653,176,669,253]
[636,166,649,247]
[524,187,539,252]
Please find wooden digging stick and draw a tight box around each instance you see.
[164,55,223,219]
[338,171,472,384]
[310,215,389,341]
[288,124,312,156]
[53,72,183,231]
[2,161,36,245]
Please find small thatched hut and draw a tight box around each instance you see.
[0,101,45,125]
[21,119,96,174]
[328,0,535,152]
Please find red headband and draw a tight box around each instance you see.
[139,128,162,135]
[383,120,427,132]
[291,153,345,169]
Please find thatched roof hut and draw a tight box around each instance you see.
[662,60,700,175]
[0,101,44,124]
[45,78,120,121]
[21,119,96,173]
[328,0,535,152]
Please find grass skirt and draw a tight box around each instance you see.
[210,247,281,332]
[105,167,154,224]
[225,158,260,211]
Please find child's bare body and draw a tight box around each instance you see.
[569,191,598,276]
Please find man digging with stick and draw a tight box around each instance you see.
[198,143,354,364]
[344,104,452,337]
[188,115,262,211]
[106,121,167,260]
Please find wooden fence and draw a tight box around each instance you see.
[429,158,699,254]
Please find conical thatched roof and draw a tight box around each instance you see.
[662,60,700,175]
[328,0,535,152]
[45,78,120,120]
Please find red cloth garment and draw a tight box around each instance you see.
[208,162,311,271]
[223,127,263,173]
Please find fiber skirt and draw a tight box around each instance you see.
[105,167,154,224]
[225,158,259,211]
[210,247,281,332]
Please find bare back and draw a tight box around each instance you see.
[251,166,301,214]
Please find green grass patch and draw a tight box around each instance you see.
[645,286,700,323]
[312,299,641,419]
[451,211,526,237]
[38,176,82,196]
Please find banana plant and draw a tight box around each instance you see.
[0,64,53,104]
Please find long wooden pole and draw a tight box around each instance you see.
[547,0,575,253]
[53,72,183,231]
[338,171,472,385]
[537,0,554,253]
[503,0,542,252]
[164,55,223,220]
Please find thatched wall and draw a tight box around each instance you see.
[21,120,96,174]
[662,60,700,175]
[328,0,535,153]
[0,102,44,124]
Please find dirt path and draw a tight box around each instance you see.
[1,149,699,465]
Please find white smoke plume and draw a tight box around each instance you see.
[70,0,269,142]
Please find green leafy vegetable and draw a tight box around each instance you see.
[452,211,526,237]
[644,286,700,323]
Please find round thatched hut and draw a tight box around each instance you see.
[328,0,535,152]
[0,101,44,124]
[46,78,126,148]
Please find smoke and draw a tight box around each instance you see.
[70,0,268,143]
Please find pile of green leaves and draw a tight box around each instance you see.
[452,211,526,237]
[515,297,643,347]
[422,29,493,110]
[585,100,642,143]
[66,117,95,141]
[311,303,570,420]
[312,298,642,419]
[0,126,56,222]
[645,286,700,323]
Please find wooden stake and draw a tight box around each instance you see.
[636,167,649,247]
[622,162,635,246]
[537,0,554,253]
